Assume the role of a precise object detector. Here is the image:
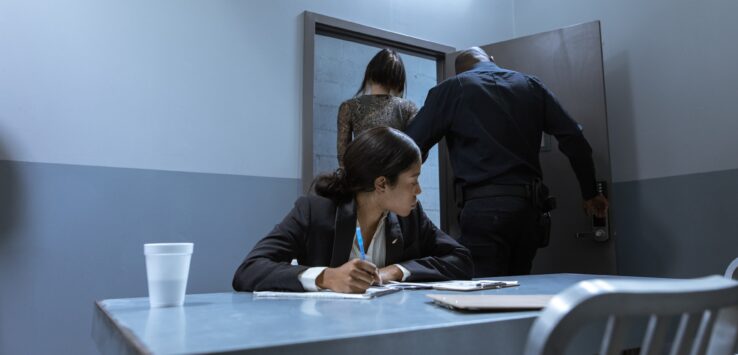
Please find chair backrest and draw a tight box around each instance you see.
[524,276,738,355]
[725,258,738,280]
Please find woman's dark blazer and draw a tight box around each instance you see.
[232,195,474,292]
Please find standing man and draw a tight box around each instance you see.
[405,47,608,277]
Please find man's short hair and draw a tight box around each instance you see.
[455,47,491,74]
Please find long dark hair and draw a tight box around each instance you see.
[313,127,420,201]
[355,49,407,97]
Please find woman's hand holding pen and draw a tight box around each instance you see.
[316,259,381,293]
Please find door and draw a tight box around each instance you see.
[444,21,616,274]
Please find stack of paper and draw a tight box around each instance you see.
[253,286,400,300]
[387,280,519,291]
[252,280,520,300]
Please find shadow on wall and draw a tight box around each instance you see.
[618,180,675,276]
[605,52,675,276]
[604,51,637,274]
[0,137,22,240]
[604,51,638,186]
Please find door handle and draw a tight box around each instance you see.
[577,181,609,242]
[577,226,609,242]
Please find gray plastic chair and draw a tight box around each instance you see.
[524,276,738,355]
[726,258,738,280]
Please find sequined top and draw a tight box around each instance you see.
[337,95,418,165]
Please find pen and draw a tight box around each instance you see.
[355,226,366,260]
[475,281,504,287]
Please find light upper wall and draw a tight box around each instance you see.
[0,0,514,179]
[8,0,731,183]
[511,0,738,182]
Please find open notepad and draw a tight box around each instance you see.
[253,286,401,300]
[253,280,518,300]
[387,280,519,291]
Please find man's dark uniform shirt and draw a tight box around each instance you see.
[406,61,597,200]
[405,61,598,277]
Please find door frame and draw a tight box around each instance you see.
[302,12,457,231]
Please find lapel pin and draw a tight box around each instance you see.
[392,238,398,245]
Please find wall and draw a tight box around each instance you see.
[510,0,738,277]
[7,1,733,353]
[0,0,514,354]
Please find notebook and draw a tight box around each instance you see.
[427,294,553,311]
[253,286,400,300]
[387,280,519,291]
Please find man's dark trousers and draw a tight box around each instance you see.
[459,196,541,277]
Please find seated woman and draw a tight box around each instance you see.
[232,127,473,293]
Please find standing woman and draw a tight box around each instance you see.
[233,127,472,293]
[337,49,418,166]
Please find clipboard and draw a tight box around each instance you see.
[426,294,553,311]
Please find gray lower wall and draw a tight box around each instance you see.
[0,160,301,355]
[612,168,738,278]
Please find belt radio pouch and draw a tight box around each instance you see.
[531,179,556,248]
[537,212,552,248]
[531,179,556,213]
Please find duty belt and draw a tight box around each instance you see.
[462,184,530,202]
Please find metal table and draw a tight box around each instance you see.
[92,273,641,354]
